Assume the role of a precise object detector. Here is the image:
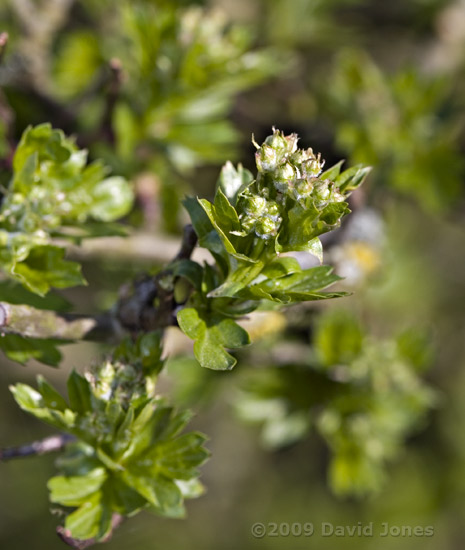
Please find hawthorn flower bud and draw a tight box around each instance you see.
[314,180,330,204]
[255,216,280,239]
[290,148,323,177]
[293,178,315,203]
[264,130,290,155]
[243,195,267,217]
[256,144,279,173]
[239,195,282,240]
[266,201,281,221]
[274,162,297,193]
[256,128,299,173]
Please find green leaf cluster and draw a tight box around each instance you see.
[10,363,209,542]
[0,124,133,295]
[53,2,283,173]
[177,130,369,369]
[325,49,464,211]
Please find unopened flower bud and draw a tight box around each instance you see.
[256,144,279,172]
[255,216,280,239]
[264,130,289,155]
[294,178,314,202]
[243,195,267,216]
[274,162,297,193]
[266,201,281,220]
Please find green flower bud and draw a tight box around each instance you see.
[255,216,280,239]
[264,130,290,155]
[245,128,368,250]
[243,195,267,216]
[293,178,314,202]
[11,193,25,205]
[314,180,330,202]
[256,144,279,172]
[174,277,192,304]
[238,195,282,239]
[240,215,256,234]
[274,162,297,193]
[265,201,281,220]
[290,148,322,177]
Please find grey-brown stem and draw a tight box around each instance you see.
[0,433,75,461]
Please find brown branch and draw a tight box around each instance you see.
[0,227,200,340]
[0,32,16,170]
[0,32,8,66]
[57,513,124,550]
[76,58,124,149]
[115,224,199,333]
[0,89,15,170]
[0,302,116,341]
[175,224,198,261]
[0,433,75,461]
[99,58,123,145]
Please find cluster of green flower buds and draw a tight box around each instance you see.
[236,194,282,240]
[197,128,368,266]
[85,361,148,408]
[230,128,366,249]
[254,127,344,207]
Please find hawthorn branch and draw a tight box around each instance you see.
[57,513,124,550]
[0,32,8,65]
[0,32,16,171]
[0,302,115,341]
[175,224,198,261]
[116,224,198,333]
[99,58,123,145]
[0,227,199,340]
[68,231,210,265]
[0,433,75,461]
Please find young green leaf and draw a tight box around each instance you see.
[177,308,250,370]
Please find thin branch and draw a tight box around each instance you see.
[99,58,123,145]
[70,60,121,109]
[0,32,8,66]
[0,433,75,461]
[116,224,199,333]
[0,302,115,341]
[0,89,15,170]
[0,32,16,170]
[175,224,198,261]
[57,514,124,550]
[68,231,210,265]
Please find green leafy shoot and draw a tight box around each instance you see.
[10,361,209,542]
[0,124,133,295]
[177,129,369,369]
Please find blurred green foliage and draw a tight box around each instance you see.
[324,50,464,211]
[236,309,435,496]
[0,0,465,549]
